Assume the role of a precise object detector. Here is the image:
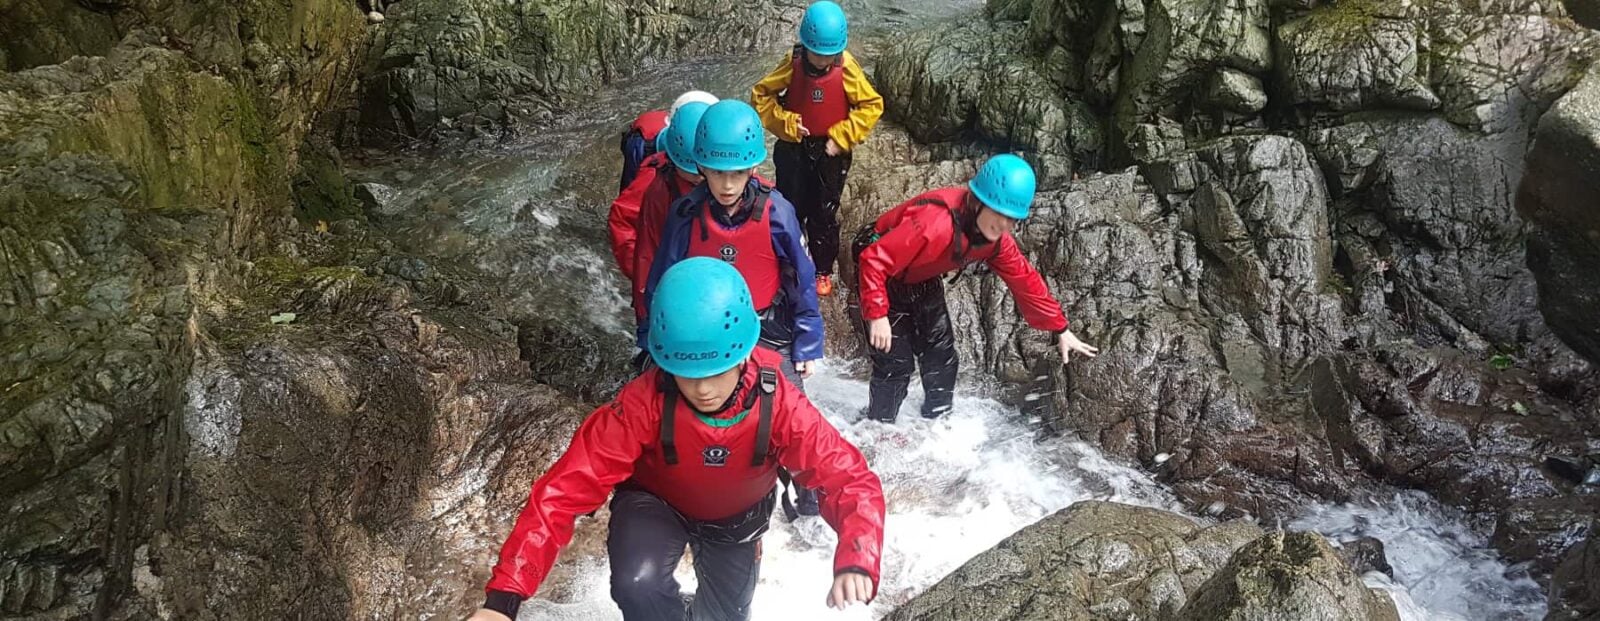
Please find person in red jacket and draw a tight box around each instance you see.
[467,257,885,621]
[854,154,1100,422]
[609,99,715,332]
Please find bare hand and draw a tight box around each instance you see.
[798,123,812,137]
[827,572,874,609]
[796,360,816,378]
[825,138,843,157]
[1058,330,1099,364]
[466,609,511,621]
[868,317,892,352]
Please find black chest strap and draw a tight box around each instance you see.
[659,376,680,465]
[751,367,778,467]
[658,367,779,467]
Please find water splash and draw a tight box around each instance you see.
[1293,491,1549,620]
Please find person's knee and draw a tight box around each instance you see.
[609,559,676,608]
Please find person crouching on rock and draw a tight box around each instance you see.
[853,154,1100,423]
[466,257,885,621]
[610,94,718,364]
[751,0,883,299]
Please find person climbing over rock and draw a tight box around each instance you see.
[853,154,1100,423]
[465,258,885,621]
[609,97,716,339]
[644,99,831,517]
[751,0,883,299]
[618,90,719,191]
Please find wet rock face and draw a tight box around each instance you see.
[1517,66,1600,365]
[1180,531,1401,621]
[1493,496,1600,579]
[886,501,1268,620]
[1307,117,1546,350]
[0,0,367,615]
[874,17,1101,186]
[1549,521,1600,619]
[887,501,1398,621]
[870,0,1600,566]
[145,305,585,619]
[1276,0,1595,131]
[360,0,805,141]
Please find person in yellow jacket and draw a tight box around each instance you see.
[752,0,883,298]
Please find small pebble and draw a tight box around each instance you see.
[367,11,385,23]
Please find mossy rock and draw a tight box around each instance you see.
[1179,531,1401,621]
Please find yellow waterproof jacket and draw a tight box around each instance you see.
[751,50,884,151]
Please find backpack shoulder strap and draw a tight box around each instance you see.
[751,367,779,466]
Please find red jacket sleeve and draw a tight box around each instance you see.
[773,383,886,595]
[609,169,657,280]
[485,384,654,598]
[856,215,935,322]
[987,235,1069,332]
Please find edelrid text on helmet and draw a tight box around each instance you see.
[649,257,762,378]
[968,154,1037,220]
[693,101,767,172]
[800,1,849,56]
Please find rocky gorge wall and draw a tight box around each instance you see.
[855,0,1600,614]
[5,0,1600,618]
[357,0,810,143]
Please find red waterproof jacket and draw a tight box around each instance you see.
[857,186,1069,332]
[485,347,886,599]
[611,153,698,317]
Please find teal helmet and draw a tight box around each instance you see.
[665,101,711,174]
[693,100,767,172]
[649,257,761,378]
[968,154,1037,220]
[800,1,849,56]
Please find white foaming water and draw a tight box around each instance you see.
[1293,491,1549,620]
[517,365,1543,620]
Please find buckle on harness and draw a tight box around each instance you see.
[759,368,778,395]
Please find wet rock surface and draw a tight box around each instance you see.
[359,0,807,142]
[0,0,619,616]
[887,500,1399,621]
[1518,65,1600,366]
[1179,530,1402,621]
[865,0,1600,594]
[1549,521,1600,619]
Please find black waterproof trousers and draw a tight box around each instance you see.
[863,278,958,422]
[773,138,851,276]
[607,488,774,621]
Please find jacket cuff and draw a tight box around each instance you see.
[484,590,522,618]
